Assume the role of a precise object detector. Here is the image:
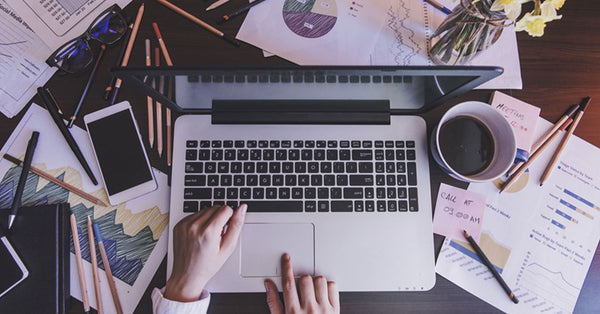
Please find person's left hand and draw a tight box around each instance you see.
[164,204,247,302]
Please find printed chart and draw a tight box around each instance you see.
[283,0,338,38]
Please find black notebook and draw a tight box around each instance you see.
[0,204,71,314]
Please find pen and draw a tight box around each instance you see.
[206,0,230,11]
[217,0,268,24]
[87,216,103,314]
[8,131,39,229]
[145,39,155,148]
[93,223,124,314]
[424,0,453,15]
[540,97,592,186]
[38,87,99,185]
[70,214,91,314]
[104,24,133,101]
[69,45,106,128]
[154,48,163,158]
[463,230,519,304]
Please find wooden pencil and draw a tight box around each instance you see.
[155,0,239,46]
[155,48,163,158]
[87,216,103,314]
[3,154,108,207]
[93,223,124,314]
[110,4,145,104]
[152,22,173,166]
[506,104,579,177]
[540,97,591,186]
[145,39,155,148]
[70,214,91,314]
[500,118,572,193]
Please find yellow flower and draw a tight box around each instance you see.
[515,13,547,36]
[549,0,566,10]
[491,0,531,21]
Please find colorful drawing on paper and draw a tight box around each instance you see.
[283,0,337,38]
[0,163,168,286]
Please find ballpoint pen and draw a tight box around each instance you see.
[8,131,39,229]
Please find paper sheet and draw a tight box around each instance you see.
[8,0,131,51]
[490,91,540,153]
[370,0,522,89]
[0,104,169,314]
[237,0,389,65]
[0,0,56,118]
[433,183,486,242]
[436,118,600,313]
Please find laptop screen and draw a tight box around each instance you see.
[113,66,501,114]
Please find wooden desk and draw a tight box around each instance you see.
[1,0,598,313]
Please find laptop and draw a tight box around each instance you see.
[115,66,502,292]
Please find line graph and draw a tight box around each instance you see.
[519,262,580,311]
[0,41,26,46]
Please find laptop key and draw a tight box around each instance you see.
[376,175,385,186]
[351,141,361,148]
[269,162,281,173]
[263,149,275,160]
[200,201,212,210]
[301,150,313,160]
[409,187,418,211]
[318,188,329,199]
[333,162,344,173]
[245,201,303,212]
[359,162,373,173]
[205,163,216,173]
[388,201,397,212]
[283,162,294,173]
[214,188,225,199]
[243,162,255,173]
[250,150,261,160]
[354,201,364,212]
[327,150,338,160]
[317,140,326,148]
[349,175,373,186]
[237,150,249,160]
[212,150,223,160]
[295,162,307,173]
[208,176,219,186]
[234,175,245,186]
[184,188,211,199]
[308,162,319,173]
[224,150,236,160]
[387,188,396,198]
[276,150,287,160]
[199,150,210,160]
[375,150,384,160]
[377,201,386,212]
[314,150,325,160]
[240,188,251,199]
[224,140,233,148]
[231,162,242,173]
[200,141,210,148]
[365,201,375,212]
[376,188,385,199]
[346,162,357,173]
[352,150,373,160]
[324,175,335,186]
[407,150,416,160]
[247,175,258,186]
[321,162,332,173]
[266,188,277,199]
[186,150,197,160]
[332,201,353,212]
[375,141,384,148]
[395,141,405,148]
[331,188,342,199]
[343,188,363,199]
[305,188,316,199]
[397,162,406,173]
[398,188,407,199]
[259,175,271,186]
[257,162,268,173]
[185,175,206,186]
[218,162,229,173]
[340,141,350,148]
[406,141,415,148]
[398,175,407,186]
[221,175,232,186]
[305,140,315,148]
[399,200,408,212]
[408,162,417,185]
[185,162,203,173]
[253,188,265,199]
[259,140,268,148]
[289,149,300,160]
[212,140,222,148]
[235,140,245,148]
[282,140,292,148]
[365,188,374,198]
[294,140,304,148]
[386,162,395,173]
[183,201,198,212]
[299,175,310,186]
[318,201,329,212]
[336,175,348,186]
[227,201,238,209]
[311,175,323,186]
[247,140,257,148]
[285,175,297,186]
[273,175,284,186]
[340,150,351,160]
[305,201,317,212]
[292,188,303,199]
[227,188,238,199]
[279,188,290,199]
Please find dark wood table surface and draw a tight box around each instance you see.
[1,0,599,313]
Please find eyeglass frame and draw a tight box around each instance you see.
[45,4,127,74]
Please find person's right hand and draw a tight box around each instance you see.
[264,253,340,314]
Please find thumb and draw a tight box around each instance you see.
[264,279,283,314]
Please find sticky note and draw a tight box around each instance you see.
[489,91,541,153]
[433,183,486,242]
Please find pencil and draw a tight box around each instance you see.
[87,216,103,314]
[110,4,145,105]
[69,45,106,128]
[463,230,519,304]
[506,104,579,177]
[500,118,572,193]
[155,48,163,158]
[8,131,39,230]
[152,22,173,166]
[145,39,155,148]
[70,214,91,314]
[155,0,240,47]
[206,0,230,11]
[217,0,268,24]
[3,154,108,207]
[93,223,124,314]
[540,97,591,186]
[104,24,133,101]
[424,0,452,15]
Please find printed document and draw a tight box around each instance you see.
[436,118,600,313]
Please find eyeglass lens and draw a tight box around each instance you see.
[89,9,127,44]
[54,39,93,73]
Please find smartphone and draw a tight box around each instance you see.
[84,101,157,205]
[0,236,28,299]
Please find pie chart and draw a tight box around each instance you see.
[283,0,338,38]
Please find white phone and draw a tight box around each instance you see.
[84,101,157,205]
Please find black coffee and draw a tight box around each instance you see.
[438,116,495,176]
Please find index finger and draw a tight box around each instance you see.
[281,253,300,310]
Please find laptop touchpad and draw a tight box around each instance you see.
[240,223,314,277]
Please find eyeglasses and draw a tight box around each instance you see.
[46,5,128,74]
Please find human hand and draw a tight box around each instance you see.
[164,204,247,302]
[264,253,340,314]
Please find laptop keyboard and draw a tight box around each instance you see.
[182,140,418,213]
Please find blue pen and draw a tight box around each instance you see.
[424,0,452,15]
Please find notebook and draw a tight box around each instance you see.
[0,204,71,313]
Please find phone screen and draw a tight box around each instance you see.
[87,109,153,195]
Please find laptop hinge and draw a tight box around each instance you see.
[212,100,390,124]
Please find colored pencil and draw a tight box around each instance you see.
[152,22,173,166]
[463,230,519,304]
[217,0,268,24]
[540,97,592,186]
[104,24,133,101]
[145,39,155,148]
[424,0,452,15]
[93,223,124,314]
[500,118,572,193]
[69,45,106,128]
[506,104,579,177]
[70,214,91,314]
[87,216,103,314]
[155,48,163,158]
[3,154,107,207]
[8,131,39,230]
[206,0,230,11]
[110,4,145,105]
[155,0,239,46]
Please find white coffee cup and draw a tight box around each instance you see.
[430,101,516,182]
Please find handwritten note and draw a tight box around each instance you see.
[433,183,487,242]
[489,91,540,153]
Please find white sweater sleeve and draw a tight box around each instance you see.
[152,287,211,314]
